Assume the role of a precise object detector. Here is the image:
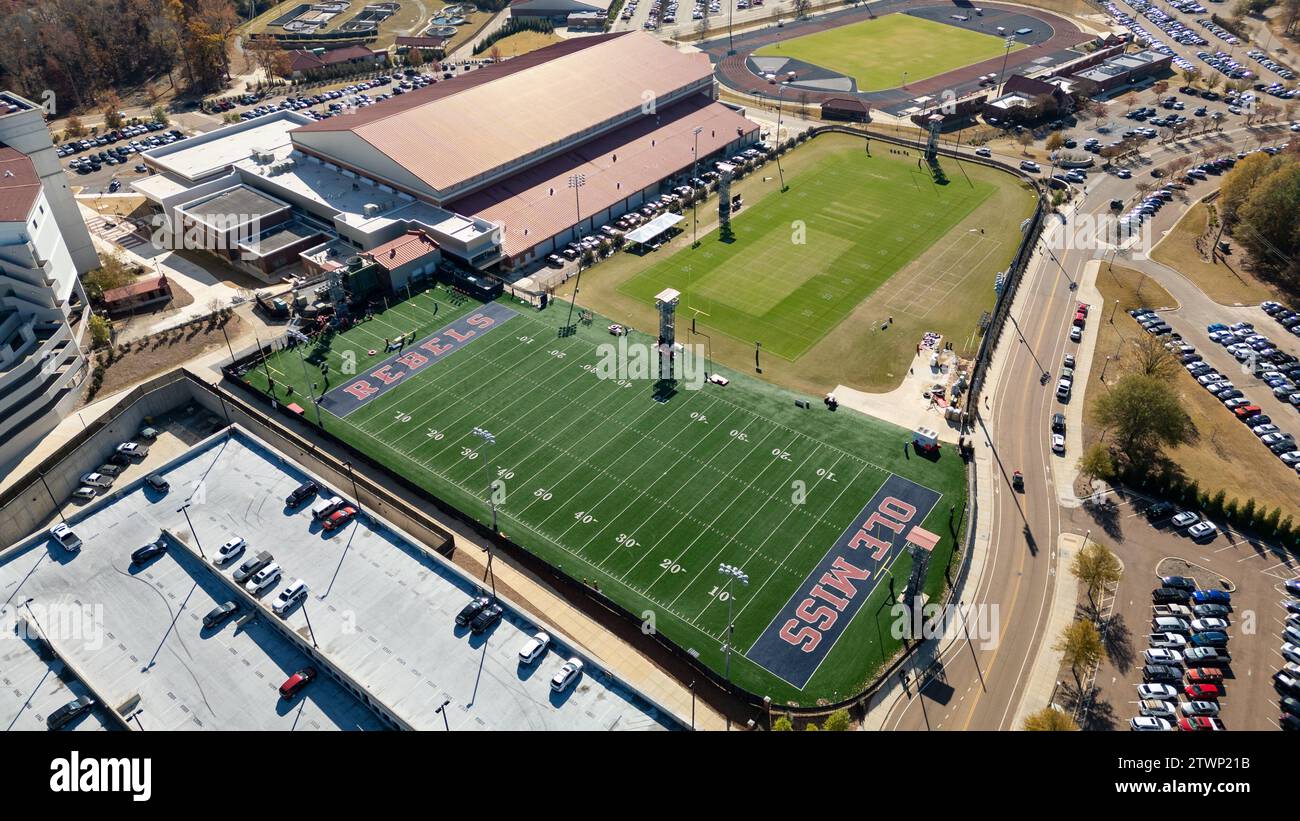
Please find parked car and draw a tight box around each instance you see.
[130,538,167,565]
[551,657,585,692]
[323,505,357,531]
[215,536,246,564]
[285,480,318,507]
[49,523,81,553]
[469,602,503,634]
[272,579,309,616]
[143,473,169,493]
[1131,715,1173,731]
[46,695,96,730]
[279,667,317,698]
[455,596,492,627]
[517,631,551,665]
[202,601,239,628]
[1178,716,1225,731]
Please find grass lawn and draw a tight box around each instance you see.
[1150,202,1280,306]
[240,285,967,704]
[1083,265,1300,514]
[569,132,1036,395]
[755,14,1022,92]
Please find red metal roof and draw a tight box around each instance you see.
[0,146,41,223]
[102,275,171,303]
[449,95,758,258]
[361,230,439,271]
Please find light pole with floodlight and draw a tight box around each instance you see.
[717,563,749,683]
[472,426,499,599]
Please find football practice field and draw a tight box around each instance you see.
[242,287,966,703]
[755,13,1022,92]
[618,133,998,361]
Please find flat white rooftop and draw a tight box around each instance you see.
[2,427,682,731]
[145,112,307,182]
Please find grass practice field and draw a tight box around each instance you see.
[755,14,1022,92]
[619,137,999,362]
[242,287,967,703]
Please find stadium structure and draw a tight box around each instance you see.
[134,31,759,282]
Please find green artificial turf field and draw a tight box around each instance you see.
[755,14,1022,93]
[617,139,998,361]
[241,286,967,703]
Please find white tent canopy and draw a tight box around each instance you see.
[624,212,684,246]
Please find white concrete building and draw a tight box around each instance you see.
[0,143,91,474]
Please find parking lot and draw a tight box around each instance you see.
[1068,491,1295,731]
[0,481,387,731]
[8,426,683,731]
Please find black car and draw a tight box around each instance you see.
[469,603,504,634]
[1160,576,1198,591]
[1145,501,1174,519]
[108,451,130,467]
[1051,413,1066,433]
[1282,697,1300,719]
[455,596,492,627]
[1282,714,1300,731]
[1152,587,1190,603]
[1143,664,1182,683]
[130,539,167,564]
[285,480,318,507]
[202,601,239,628]
[144,474,169,493]
[47,695,95,730]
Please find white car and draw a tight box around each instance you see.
[1187,521,1218,540]
[1051,434,1065,454]
[1130,716,1172,731]
[1170,511,1199,529]
[1139,699,1178,719]
[1190,617,1228,632]
[215,537,246,564]
[1283,642,1300,665]
[1252,423,1280,437]
[115,442,147,457]
[272,579,308,615]
[72,487,98,501]
[245,562,282,595]
[1144,647,1183,665]
[975,147,992,157]
[1180,700,1220,716]
[49,523,81,552]
[1069,326,1082,342]
[517,631,551,665]
[550,657,584,692]
[1148,633,1187,649]
[1137,682,1179,700]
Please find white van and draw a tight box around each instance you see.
[311,495,345,521]
[246,562,282,594]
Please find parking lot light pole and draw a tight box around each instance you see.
[176,502,205,560]
[341,461,363,517]
[38,471,69,526]
[717,563,749,684]
[774,83,789,192]
[436,698,452,731]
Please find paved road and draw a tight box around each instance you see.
[871,113,1293,731]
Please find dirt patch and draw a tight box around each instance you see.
[1155,556,1235,592]
[82,313,245,406]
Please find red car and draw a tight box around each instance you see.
[1072,312,1086,328]
[279,666,317,698]
[1185,683,1223,699]
[323,505,357,531]
[1178,716,1225,731]
[1186,668,1224,684]
[1076,302,1089,316]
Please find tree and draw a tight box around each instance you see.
[772,715,793,731]
[1129,331,1179,379]
[1016,131,1034,155]
[822,709,851,731]
[1045,131,1065,152]
[1092,373,1196,465]
[80,254,137,302]
[792,0,812,18]
[1054,619,1104,689]
[1079,443,1114,482]
[101,91,124,129]
[88,314,111,348]
[1023,706,1079,731]
[151,105,169,125]
[1071,541,1123,607]
[1235,158,1300,278]
[64,115,86,138]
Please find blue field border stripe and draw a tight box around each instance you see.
[744,473,943,690]
[318,301,518,419]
